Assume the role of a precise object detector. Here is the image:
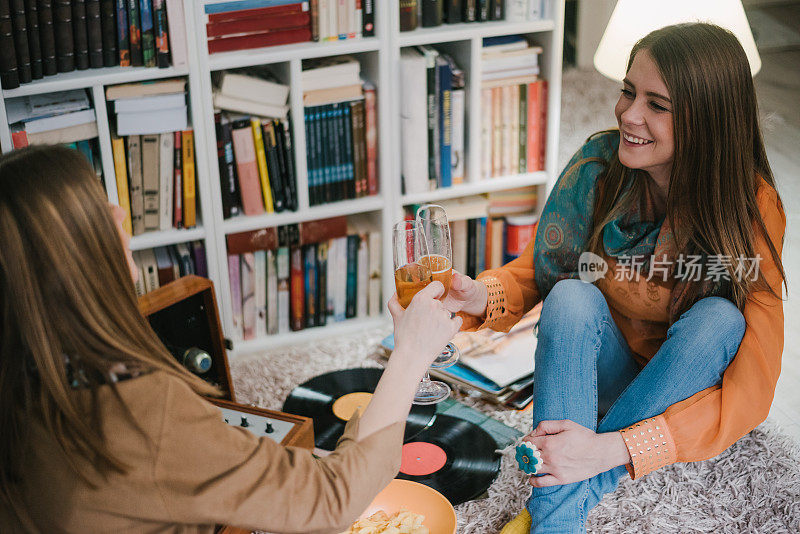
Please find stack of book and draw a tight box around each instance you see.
[0,0,187,90]
[203,0,375,54]
[212,70,297,217]
[226,215,381,341]
[399,46,465,194]
[303,56,378,205]
[107,78,188,135]
[379,307,541,409]
[398,0,546,31]
[481,35,547,179]
[7,89,97,148]
[132,240,207,296]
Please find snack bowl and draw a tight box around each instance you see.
[357,479,457,534]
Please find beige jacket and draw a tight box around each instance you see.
[1,371,405,533]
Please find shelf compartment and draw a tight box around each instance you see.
[208,38,382,72]
[230,316,387,355]
[2,66,190,99]
[398,19,555,47]
[130,226,206,251]
[221,195,384,235]
[401,172,547,205]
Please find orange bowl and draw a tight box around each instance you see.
[357,479,457,534]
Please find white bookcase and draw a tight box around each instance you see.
[0,0,565,356]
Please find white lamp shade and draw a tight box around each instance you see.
[593,0,761,81]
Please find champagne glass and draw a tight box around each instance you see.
[415,204,461,368]
[392,220,451,405]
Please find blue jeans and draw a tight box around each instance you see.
[526,280,746,533]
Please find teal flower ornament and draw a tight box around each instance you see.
[515,441,542,475]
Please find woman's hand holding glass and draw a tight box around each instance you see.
[442,271,489,318]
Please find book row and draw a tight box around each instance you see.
[132,240,207,296]
[399,0,547,31]
[225,216,381,339]
[8,88,99,147]
[0,0,187,90]
[215,112,299,219]
[111,129,196,236]
[203,0,375,54]
[304,87,378,206]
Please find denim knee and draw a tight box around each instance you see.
[668,296,746,361]
[540,279,607,331]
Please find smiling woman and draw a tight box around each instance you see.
[441,22,788,534]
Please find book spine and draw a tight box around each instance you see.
[336,0,346,39]
[206,27,311,54]
[180,129,196,228]
[141,133,160,230]
[280,119,298,211]
[421,0,442,27]
[216,114,241,219]
[250,117,275,213]
[476,217,486,273]
[509,83,519,175]
[491,87,501,176]
[477,0,488,21]
[127,0,142,66]
[303,108,316,205]
[356,234,367,317]
[53,0,74,72]
[231,119,265,216]
[37,0,56,75]
[445,0,461,23]
[423,49,438,189]
[164,0,186,68]
[24,0,42,79]
[462,0,475,22]
[71,0,89,70]
[349,100,365,198]
[345,234,358,318]
[325,104,339,202]
[363,83,378,196]
[138,0,154,67]
[303,243,317,327]
[451,88,465,184]
[263,122,285,212]
[309,0,318,40]
[271,118,288,211]
[115,0,129,66]
[240,251,256,340]
[518,83,527,173]
[277,246,290,333]
[315,241,327,326]
[158,131,174,230]
[289,245,305,331]
[0,0,19,89]
[398,0,418,31]
[228,254,243,340]
[265,248,278,335]
[367,231,381,316]
[206,11,311,37]
[11,0,31,82]
[126,135,144,235]
[341,102,355,200]
[152,0,168,67]
[172,130,182,227]
[99,0,116,66]
[500,84,512,176]
[439,59,452,188]
[489,0,503,20]
[526,81,535,172]
[538,79,547,171]
[466,218,476,278]
[190,240,205,277]
[111,135,132,235]
[362,0,373,36]
[86,0,102,68]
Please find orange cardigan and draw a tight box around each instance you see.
[461,180,786,478]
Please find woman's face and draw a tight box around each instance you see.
[110,204,139,284]
[614,49,675,185]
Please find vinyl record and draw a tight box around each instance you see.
[396,414,501,506]
[282,368,437,450]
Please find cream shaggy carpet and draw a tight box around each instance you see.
[231,326,800,533]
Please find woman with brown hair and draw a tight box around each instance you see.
[446,23,786,533]
[0,145,462,532]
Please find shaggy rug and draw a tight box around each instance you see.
[231,326,800,533]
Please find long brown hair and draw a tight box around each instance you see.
[0,146,217,525]
[588,22,786,310]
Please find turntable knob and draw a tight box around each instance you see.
[265,422,274,434]
[240,416,249,428]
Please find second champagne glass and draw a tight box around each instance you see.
[393,220,451,405]
[415,204,461,368]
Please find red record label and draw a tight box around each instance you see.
[400,442,448,476]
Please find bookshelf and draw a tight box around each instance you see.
[0,0,565,357]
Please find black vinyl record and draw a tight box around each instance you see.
[282,368,437,450]
[397,414,501,506]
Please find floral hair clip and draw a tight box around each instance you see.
[515,441,542,475]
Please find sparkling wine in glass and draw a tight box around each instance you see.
[392,220,451,405]
[415,204,460,368]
